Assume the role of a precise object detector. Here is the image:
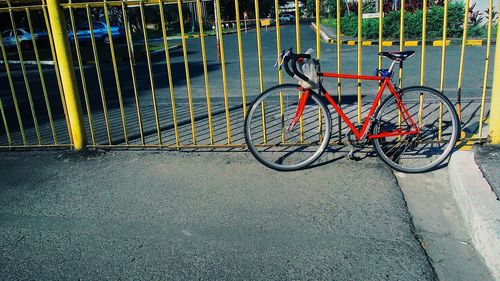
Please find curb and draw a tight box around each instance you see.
[312,23,494,46]
[448,150,500,280]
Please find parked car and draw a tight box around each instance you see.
[279,14,295,23]
[68,21,125,44]
[2,28,48,49]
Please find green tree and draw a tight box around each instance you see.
[219,0,288,20]
[325,0,347,18]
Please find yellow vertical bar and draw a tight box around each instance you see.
[9,4,42,144]
[315,0,320,59]
[0,27,26,144]
[41,0,72,143]
[46,0,86,149]
[398,0,404,88]
[275,0,285,143]
[68,1,95,145]
[478,0,494,137]
[378,0,383,73]
[420,0,427,86]
[357,0,362,124]
[315,0,322,142]
[275,0,282,85]
[295,0,304,142]
[159,1,180,146]
[335,0,341,141]
[0,97,10,145]
[177,0,198,144]
[140,1,162,145]
[397,0,404,132]
[456,0,470,122]
[419,0,427,125]
[438,0,449,93]
[438,0,449,140]
[196,0,214,145]
[215,0,232,144]
[295,0,300,53]
[255,0,264,92]
[104,0,128,144]
[255,0,266,143]
[122,1,144,145]
[27,8,58,144]
[489,0,500,144]
[234,0,247,120]
[87,4,112,144]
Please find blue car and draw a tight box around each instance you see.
[1,28,42,49]
[68,21,125,44]
[279,14,295,23]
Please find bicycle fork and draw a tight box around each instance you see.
[287,90,310,132]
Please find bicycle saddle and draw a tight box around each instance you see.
[378,50,415,61]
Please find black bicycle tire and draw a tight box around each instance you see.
[372,86,460,173]
[244,84,332,171]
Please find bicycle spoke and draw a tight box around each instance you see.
[372,86,459,173]
[245,85,331,171]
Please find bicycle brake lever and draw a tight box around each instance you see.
[274,50,285,69]
[274,49,291,69]
[273,56,280,69]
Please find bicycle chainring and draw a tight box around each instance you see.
[347,125,370,149]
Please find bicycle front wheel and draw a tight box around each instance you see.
[372,86,460,173]
[244,84,332,171]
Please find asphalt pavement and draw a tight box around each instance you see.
[474,145,500,199]
[0,23,494,103]
[0,150,436,280]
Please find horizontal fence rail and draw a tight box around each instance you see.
[0,0,497,150]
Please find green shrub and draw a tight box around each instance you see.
[467,25,487,38]
[321,1,492,40]
[447,2,466,38]
[362,18,379,39]
[383,11,401,38]
[404,9,423,39]
[340,14,358,37]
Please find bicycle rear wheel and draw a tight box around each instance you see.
[372,86,460,173]
[244,84,332,171]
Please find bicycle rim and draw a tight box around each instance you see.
[244,84,332,171]
[372,86,459,173]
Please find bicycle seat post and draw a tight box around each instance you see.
[388,60,397,74]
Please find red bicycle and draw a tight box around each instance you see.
[244,49,460,172]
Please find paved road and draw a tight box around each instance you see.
[0,150,436,280]
[0,23,494,145]
[475,145,500,198]
[1,23,494,102]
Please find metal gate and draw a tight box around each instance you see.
[0,0,498,149]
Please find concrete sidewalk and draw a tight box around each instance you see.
[449,148,500,280]
[0,151,435,280]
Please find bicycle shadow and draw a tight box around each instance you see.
[293,145,379,171]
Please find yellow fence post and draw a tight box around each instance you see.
[46,0,86,149]
[488,11,500,144]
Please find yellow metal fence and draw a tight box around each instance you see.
[0,0,498,150]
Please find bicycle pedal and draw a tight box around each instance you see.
[347,148,356,159]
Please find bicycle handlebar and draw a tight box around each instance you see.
[280,49,311,83]
[291,54,311,82]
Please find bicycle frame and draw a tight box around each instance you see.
[295,73,420,141]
